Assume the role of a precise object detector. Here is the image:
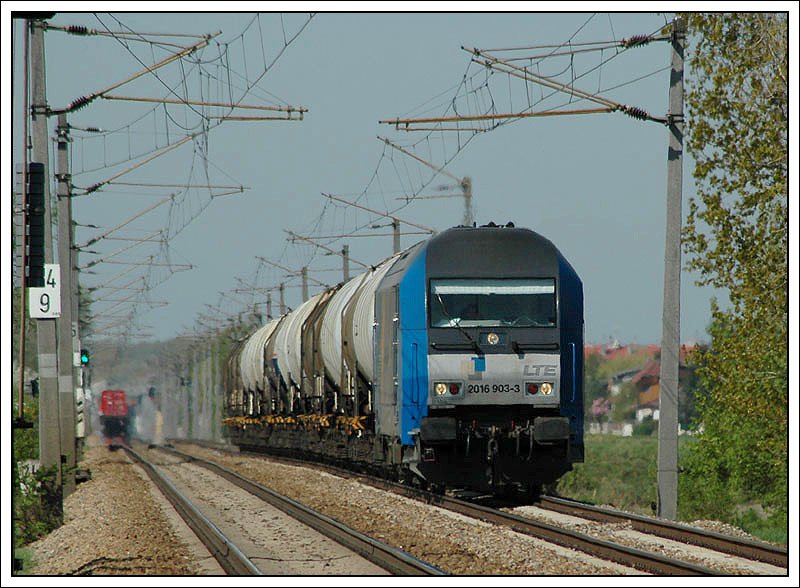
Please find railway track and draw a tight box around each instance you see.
[372,478,721,575]
[173,440,777,575]
[380,484,784,575]
[123,445,260,575]
[245,446,786,573]
[151,445,445,576]
[534,495,788,569]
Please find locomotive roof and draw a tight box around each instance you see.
[431,222,558,247]
[425,223,565,278]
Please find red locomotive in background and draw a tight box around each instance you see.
[98,389,130,449]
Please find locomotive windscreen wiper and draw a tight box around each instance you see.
[434,292,483,355]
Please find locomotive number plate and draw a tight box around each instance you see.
[467,383,521,394]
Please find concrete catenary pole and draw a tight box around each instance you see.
[657,17,685,521]
[342,244,350,282]
[392,218,400,254]
[56,113,77,495]
[301,267,309,302]
[30,18,63,512]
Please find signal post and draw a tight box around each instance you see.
[29,17,65,516]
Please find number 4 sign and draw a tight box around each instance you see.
[29,264,62,319]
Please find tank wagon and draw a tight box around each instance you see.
[223,223,584,494]
[98,389,130,449]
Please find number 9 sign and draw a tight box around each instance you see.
[29,264,62,319]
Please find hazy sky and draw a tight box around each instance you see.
[7,8,762,345]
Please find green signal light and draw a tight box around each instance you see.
[80,349,89,365]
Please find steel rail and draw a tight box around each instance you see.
[170,441,717,575]
[537,495,788,568]
[123,446,261,575]
[379,483,720,576]
[159,446,445,576]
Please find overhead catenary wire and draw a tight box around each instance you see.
[469,32,666,61]
[296,15,672,293]
[57,29,218,115]
[470,47,620,108]
[286,231,371,270]
[74,14,672,340]
[76,193,175,249]
[77,134,196,194]
[494,21,673,122]
[221,16,592,334]
[107,181,247,190]
[382,20,671,135]
[80,229,165,269]
[75,13,316,338]
[47,22,210,40]
[102,94,307,114]
[324,16,609,241]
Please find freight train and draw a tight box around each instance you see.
[98,389,130,449]
[223,223,583,495]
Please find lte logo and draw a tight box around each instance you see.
[523,365,557,377]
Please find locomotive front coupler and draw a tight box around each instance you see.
[486,426,502,488]
[527,424,535,461]
[508,421,534,458]
[486,426,500,464]
[507,420,537,460]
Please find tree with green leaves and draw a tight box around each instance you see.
[679,13,787,525]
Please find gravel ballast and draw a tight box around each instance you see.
[24,437,206,576]
[20,436,783,578]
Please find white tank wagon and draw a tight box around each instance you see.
[237,319,281,416]
[273,291,324,395]
[349,255,399,382]
[240,320,281,392]
[229,254,402,421]
[320,272,367,388]
[223,339,247,417]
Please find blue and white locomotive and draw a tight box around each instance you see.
[223,222,583,494]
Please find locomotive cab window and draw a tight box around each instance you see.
[429,278,556,328]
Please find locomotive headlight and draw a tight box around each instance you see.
[434,382,462,396]
[487,332,500,345]
[541,382,553,395]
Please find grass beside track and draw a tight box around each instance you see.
[13,548,34,574]
[555,434,786,545]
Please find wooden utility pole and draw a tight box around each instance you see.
[657,17,685,521]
